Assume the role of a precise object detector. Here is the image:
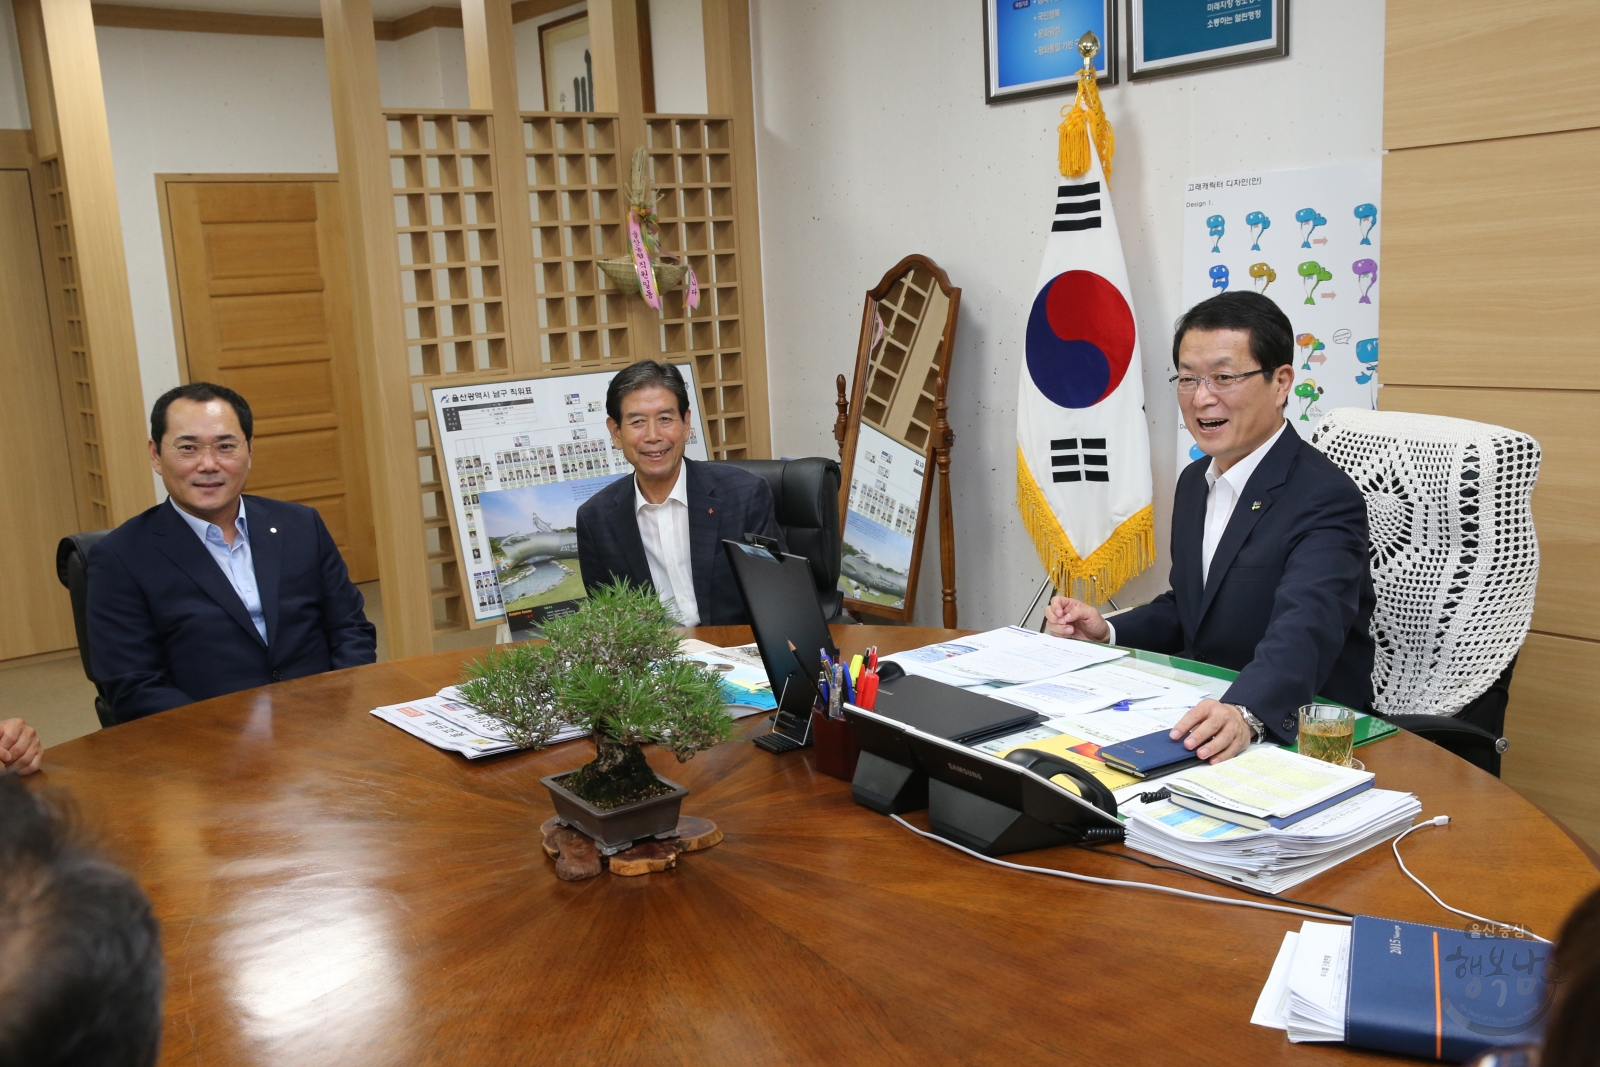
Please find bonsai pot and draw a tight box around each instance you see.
[542,772,689,855]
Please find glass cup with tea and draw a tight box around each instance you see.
[1298,704,1357,768]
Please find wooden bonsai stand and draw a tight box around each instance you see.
[540,816,723,880]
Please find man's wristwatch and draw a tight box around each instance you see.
[1230,704,1266,744]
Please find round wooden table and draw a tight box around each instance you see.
[37,626,1598,1066]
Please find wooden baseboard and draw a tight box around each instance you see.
[0,647,79,671]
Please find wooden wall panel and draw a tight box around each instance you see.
[1379,128,1600,390]
[323,0,435,658]
[1383,0,1600,851]
[1501,632,1600,848]
[0,168,80,659]
[1385,0,1600,150]
[1380,386,1600,642]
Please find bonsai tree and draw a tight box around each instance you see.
[458,581,734,809]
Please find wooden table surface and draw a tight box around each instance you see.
[36,625,1599,1066]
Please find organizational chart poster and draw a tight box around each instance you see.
[1178,161,1381,477]
[430,364,709,626]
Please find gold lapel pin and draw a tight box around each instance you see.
[1250,501,1262,511]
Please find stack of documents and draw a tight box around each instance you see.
[883,626,1127,688]
[1122,787,1420,893]
[1160,747,1375,829]
[1252,921,1351,1042]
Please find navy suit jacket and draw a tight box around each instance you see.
[87,496,377,724]
[575,458,785,627]
[1114,424,1375,742]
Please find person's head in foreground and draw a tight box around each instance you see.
[0,776,163,1067]
[1171,289,1296,471]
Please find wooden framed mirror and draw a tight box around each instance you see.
[832,255,962,625]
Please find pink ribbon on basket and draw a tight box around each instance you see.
[684,263,700,310]
[628,209,660,310]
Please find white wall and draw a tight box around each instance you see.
[750,1,1385,631]
[650,0,706,114]
[95,26,341,433]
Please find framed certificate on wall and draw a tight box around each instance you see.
[984,0,1116,104]
[1127,0,1288,81]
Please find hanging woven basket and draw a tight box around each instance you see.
[598,256,689,294]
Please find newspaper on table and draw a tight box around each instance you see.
[371,684,588,758]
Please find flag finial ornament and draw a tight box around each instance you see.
[1058,33,1114,184]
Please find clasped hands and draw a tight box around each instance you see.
[1045,596,1251,764]
[1,718,42,776]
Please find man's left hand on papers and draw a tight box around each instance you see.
[0,719,42,775]
[1169,699,1251,763]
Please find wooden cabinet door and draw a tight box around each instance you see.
[165,178,378,582]
[0,168,80,660]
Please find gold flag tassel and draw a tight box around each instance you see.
[1057,32,1115,183]
[1017,447,1154,602]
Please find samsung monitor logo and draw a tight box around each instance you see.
[948,763,982,780]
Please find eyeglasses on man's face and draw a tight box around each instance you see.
[1168,368,1270,394]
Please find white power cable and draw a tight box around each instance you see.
[1392,816,1550,943]
[890,814,1352,923]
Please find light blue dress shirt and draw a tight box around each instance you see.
[171,499,269,644]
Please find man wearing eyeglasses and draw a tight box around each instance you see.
[86,383,376,723]
[1047,291,1375,763]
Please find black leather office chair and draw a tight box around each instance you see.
[55,531,117,729]
[1376,657,1514,777]
[725,457,844,620]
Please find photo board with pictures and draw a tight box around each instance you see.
[429,363,709,632]
[835,255,962,624]
[1177,161,1381,479]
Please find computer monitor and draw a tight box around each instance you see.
[723,540,839,747]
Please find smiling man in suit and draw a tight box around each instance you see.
[576,361,783,627]
[1047,292,1375,763]
[87,383,376,724]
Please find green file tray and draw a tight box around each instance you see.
[1118,646,1398,749]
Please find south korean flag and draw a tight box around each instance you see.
[1016,141,1154,600]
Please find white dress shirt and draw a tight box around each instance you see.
[1103,421,1286,646]
[1200,420,1286,585]
[634,462,700,627]
[171,498,269,643]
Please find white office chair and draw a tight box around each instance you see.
[1310,408,1541,774]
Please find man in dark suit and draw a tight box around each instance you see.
[1048,292,1374,763]
[87,383,376,724]
[576,360,783,626]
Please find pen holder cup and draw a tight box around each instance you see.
[811,712,860,782]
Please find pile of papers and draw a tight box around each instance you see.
[1121,787,1421,893]
[1252,921,1352,1042]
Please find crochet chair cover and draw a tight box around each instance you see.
[1310,408,1541,717]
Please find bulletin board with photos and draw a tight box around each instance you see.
[428,363,710,632]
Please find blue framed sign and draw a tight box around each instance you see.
[1128,0,1287,80]
[984,0,1116,104]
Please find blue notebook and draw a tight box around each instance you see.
[1346,915,1551,1061]
[1098,729,1203,778]
[1168,778,1372,829]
